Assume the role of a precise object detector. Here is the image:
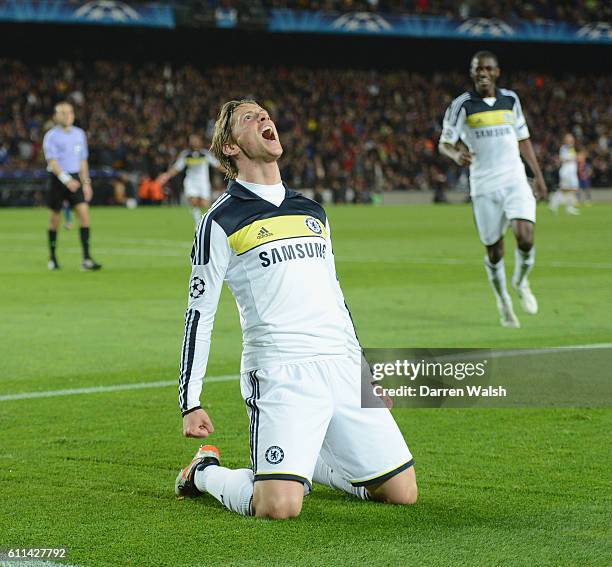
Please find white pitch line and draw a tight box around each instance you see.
[1,343,610,403]
[72,246,186,258]
[3,246,187,258]
[2,234,612,269]
[339,256,612,270]
[0,233,191,247]
[439,342,612,363]
[0,374,239,402]
[485,342,612,359]
[3,244,612,270]
[1,562,83,567]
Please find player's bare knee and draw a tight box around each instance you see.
[74,204,89,227]
[367,467,418,505]
[253,481,304,520]
[487,246,503,264]
[486,238,504,263]
[255,494,302,520]
[49,212,61,230]
[396,482,418,505]
[516,235,533,252]
[381,479,417,506]
[513,221,534,251]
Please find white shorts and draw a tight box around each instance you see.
[184,179,211,200]
[240,357,414,490]
[559,170,579,190]
[472,180,536,246]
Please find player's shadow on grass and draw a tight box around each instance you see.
[310,489,525,530]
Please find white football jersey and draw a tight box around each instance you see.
[440,88,530,196]
[178,181,361,414]
[173,149,220,189]
[559,144,578,176]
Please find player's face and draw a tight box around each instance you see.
[564,134,575,146]
[190,135,203,150]
[228,103,283,163]
[470,57,500,94]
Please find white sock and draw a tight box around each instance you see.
[566,192,578,210]
[313,457,369,500]
[195,466,254,516]
[190,206,202,224]
[513,247,535,288]
[484,256,511,303]
[550,191,562,211]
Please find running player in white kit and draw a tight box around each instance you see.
[550,133,580,215]
[439,51,548,328]
[158,134,222,225]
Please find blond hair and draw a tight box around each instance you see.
[210,98,259,179]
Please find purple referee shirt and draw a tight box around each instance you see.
[43,125,88,174]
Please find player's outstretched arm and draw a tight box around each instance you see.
[519,139,548,200]
[206,151,225,174]
[157,167,180,186]
[160,151,189,184]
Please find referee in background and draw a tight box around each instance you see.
[43,101,101,271]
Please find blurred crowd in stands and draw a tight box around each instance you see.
[182,0,611,23]
[1,59,609,203]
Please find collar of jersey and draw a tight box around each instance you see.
[226,180,300,201]
[469,87,502,101]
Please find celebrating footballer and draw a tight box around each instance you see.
[439,51,547,328]
[175,100,417,519]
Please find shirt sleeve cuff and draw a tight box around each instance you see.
[181,405,202,417]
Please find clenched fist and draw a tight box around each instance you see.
[182,408,214,438]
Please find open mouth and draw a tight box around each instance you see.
[261,126,276,141]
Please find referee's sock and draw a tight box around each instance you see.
[313,456,369,500]
[195,466,254,516]
[79,227,90,259]
[48,229,58,260]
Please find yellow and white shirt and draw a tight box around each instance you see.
[440,88,530,196]
[173,149,220,190]
[559,144,578,177]
[178,180,361,414]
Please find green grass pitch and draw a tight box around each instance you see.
[0,203,610,566]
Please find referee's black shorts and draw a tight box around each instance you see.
[47,173,86,211]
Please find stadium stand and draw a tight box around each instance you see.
[182,0,611,24]
[1,59,609,203]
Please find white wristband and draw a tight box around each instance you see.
[58,172,72,185]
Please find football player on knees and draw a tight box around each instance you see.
[175,100,417,519]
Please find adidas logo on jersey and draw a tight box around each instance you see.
[256,227,273,239]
